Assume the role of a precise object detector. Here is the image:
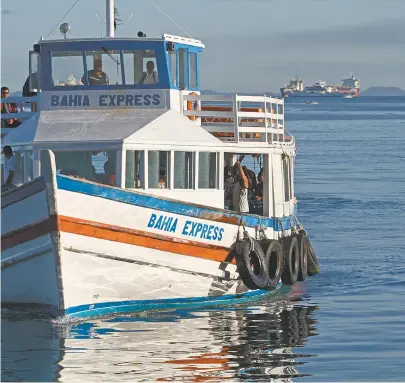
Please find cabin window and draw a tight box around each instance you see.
[189,52,197,89]
[53,150,117,185]
[21,151,34,182]
[85,50,122,86]
[168,51,177,86]
[123,50,159,85]
[282,155,292,201]
[51,51,84,86]
[148,151,170,189]
[125,150,144,189]
[198,152,218,189]
[174,151,194,189]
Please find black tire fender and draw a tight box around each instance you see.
[281,236,299,286]
[235,238,269,290]
[296,233,308,282]
[265,240,284,290]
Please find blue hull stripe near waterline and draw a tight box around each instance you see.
[65,286,289,319]
[56,175,298,230]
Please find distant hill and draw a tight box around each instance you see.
[361,87,405,97]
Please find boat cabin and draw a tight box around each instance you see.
[2,32,296,219]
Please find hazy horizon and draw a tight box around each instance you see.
[1,0,404,93]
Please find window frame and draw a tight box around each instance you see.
[197,151,219,190]
[173,150,195,190]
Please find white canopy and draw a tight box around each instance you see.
[3,109,223,150]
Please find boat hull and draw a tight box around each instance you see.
[2,164,297,319]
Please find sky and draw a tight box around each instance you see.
[1,0,404,93]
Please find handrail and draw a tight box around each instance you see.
[182,93,291,145]
[1,95,39,120]
[0,96,39,103]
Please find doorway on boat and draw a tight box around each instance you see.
[223,153,264,215]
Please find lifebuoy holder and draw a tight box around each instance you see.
[187,91,201,121]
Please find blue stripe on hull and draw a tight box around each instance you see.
[56,175,298,230]
[65,286,290,319]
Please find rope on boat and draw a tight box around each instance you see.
[149,1,193,38]
[45,0,81,39]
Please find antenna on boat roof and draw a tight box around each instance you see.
[95,4,134,37]
[149,0,193,38]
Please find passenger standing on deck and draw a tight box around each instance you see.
[224,165,234,210]
[2,145,22,188]
[255,172,264,201]
[232,159,249,213]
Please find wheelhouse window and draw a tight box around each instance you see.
[168,51,177,86]
[198,152,218,189]
[178,48,186,89]
[189,52,197,89]
[85,50,122,86]
[29,52,40,92]
[53,150,117,185]
[52,51,84,86]
[148,151,170,189]
[123,50,159,85]
[174,151,194,189]
[125,150,144,189]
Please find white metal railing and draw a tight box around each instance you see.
[1,95,39,120]
[182,93,293,145]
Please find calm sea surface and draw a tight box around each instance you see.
[2,97,405,382]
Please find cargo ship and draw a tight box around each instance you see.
[281,74,360,98]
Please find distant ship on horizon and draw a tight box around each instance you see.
[281,74,360,98]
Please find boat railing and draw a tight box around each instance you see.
[1,95,39,137]
[182,93,293,146]
[1,95,39,119]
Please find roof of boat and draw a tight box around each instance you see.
[2,109,222,148]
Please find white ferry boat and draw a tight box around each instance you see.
[1,0,319,319]
[281,74,360,98]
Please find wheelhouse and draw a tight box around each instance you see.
[29,35,203,94]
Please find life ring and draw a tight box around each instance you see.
[187,91,200,121]
[295,233,308,281]
[281,236,299,285]
[235,238,269,290]
[264,240,284,290]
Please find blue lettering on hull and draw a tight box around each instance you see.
[147,213,224,241]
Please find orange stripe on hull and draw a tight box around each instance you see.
[59,216,234,264]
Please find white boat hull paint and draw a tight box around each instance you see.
[2,153,297,319]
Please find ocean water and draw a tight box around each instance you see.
[2,97,405,382]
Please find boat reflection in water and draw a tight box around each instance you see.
[1,300,318,381]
